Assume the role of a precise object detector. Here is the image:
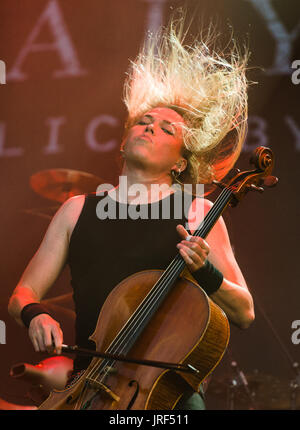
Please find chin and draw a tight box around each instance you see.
[124,146,151,166]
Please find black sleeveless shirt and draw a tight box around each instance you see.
[68,190,194,371]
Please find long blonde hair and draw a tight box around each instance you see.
[123,12,249,186]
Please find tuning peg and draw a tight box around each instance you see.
[227,168,241,179]
[212,180,226,189]
[249,184,264,193]
[263,176,278,188]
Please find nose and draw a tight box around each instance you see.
[145,123,154,134]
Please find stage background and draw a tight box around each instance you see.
[0,0,299,409]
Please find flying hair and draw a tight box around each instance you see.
[122,12,250,187]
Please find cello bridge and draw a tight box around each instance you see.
[85,377,120,402]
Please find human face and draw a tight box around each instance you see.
[122,107,186,175]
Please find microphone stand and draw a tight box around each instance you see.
[289,362,300,410]
[250,293,300,410]
[227,359,256,410]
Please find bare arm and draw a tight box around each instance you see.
[204,212,254,329]
[177,198,255,329]
[8,195,85,352]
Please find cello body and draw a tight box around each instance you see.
[39,269,229,410]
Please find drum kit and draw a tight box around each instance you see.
[206,362,300,410]
[23,168,104,219]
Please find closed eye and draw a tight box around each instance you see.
[162,127,174,135]
[137,116,175,135]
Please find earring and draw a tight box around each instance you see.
[171,169,183,182]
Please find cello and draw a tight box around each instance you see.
[38,146,277,410]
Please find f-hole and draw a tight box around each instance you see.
[126,380,139,410]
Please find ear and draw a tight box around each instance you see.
[172,157,187,174]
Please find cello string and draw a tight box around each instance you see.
[106,188,232,358]
[86,187,233,383]
[86,187,232,385]
[86,187,232,384]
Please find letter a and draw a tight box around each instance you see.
[7,0,87,81]
[247,0,300,75]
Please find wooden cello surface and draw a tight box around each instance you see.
[39,269,229,410]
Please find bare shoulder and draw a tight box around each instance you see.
[188,196,213,214]
[60,194,86,217]
[201,197,213,213]
[51,194,86,241]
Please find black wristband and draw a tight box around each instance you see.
[191,260,223,296]
[20,303,51,328]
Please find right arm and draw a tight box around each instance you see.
[8,195,85,353]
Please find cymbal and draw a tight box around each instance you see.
[30,169,103,203]
[22,205,60,220]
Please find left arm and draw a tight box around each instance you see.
[176,199,255,329]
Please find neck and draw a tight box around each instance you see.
[113,163,174,204]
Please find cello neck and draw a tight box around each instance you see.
[191,186,234,240]
[158,186,234,285]
[103,187,234,357]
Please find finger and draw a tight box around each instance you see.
[51,326,63,355]
[179,247,194,266]
[178,244,207,272]
[28,324,41,352]
[186,237,210,254]
[43,325,55,353]
[178,243,202,262]
[176,224,191,241]
[189,235,209,247]
[35,329,46,352]
[179,247,205,272]
[178,244,205,270]
[30,334,40,352]
[178,241,204,259]
[180,241,207,260]
[180,240,200,250]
